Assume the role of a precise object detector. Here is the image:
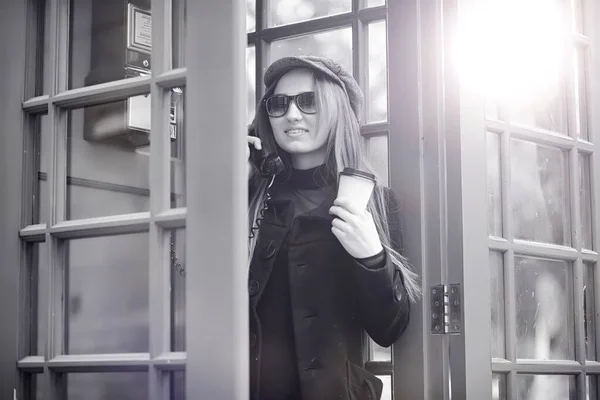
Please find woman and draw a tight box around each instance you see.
[247,55,420,400]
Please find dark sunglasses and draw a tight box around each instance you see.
[264,91,317,118]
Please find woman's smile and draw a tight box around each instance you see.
[285,128,309,136]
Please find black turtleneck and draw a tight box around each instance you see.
[272,163,337,217]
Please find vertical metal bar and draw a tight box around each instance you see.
[254,0,268,104]
[445,0,492,394]
[260,0,269,31]
[581,0,600,366]
[54,0,69,95]
[48,107,68,400]
[186,1,248,399]
[149,0,173,399]
[449,92,492,396]
[28,115,41,226]
[565,3,587,393]
[353,0,372,366]
[18,237,33,400]
[48,1,70,396]
[23,0,41,102]
[45,0,67,396]
[435,0,451,396]
[570,145,586,399]
[172,0,185,68]
[501,124,518,399]
[18,114,42,400]
[352,1,367,125]
[387,0,427,398]
[418,0,446,397]
[19,14,40,385]
[0,0,29,396]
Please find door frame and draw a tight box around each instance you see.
[388,0,455,398]
[447,0,600,398]
[0,0,28,398]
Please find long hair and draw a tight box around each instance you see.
[248,71,421,303]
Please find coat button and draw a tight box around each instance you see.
[248,280,260,296]
[305,357,322,370]
[301,309,318,319]
[250,333,257,348]
[261,240,277,259]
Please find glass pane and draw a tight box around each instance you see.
[492,373,507,400]
[367,0,385,7]
[574,48,588,139]
[378,375,391,400]
[571,0,584,34]
[69,0,152,89]
[510,81,567,135]
[584,263,596,360]
[39,0,51,95]
[487,132,502,237]
[517,374,576,399]
[30,242,47,356]
[67,98,152,220]
[367,135,389,187]
[511,139,570,245]
[35,114,50,225]
[370,340,390,361]
[171,88,186,208]
[588,375,598,400]
[490,251,505,359]
[515,256,574,360]
[67,372,148,399]
[268,0,351,27]
[368,20,387,123]
[247,0,256,32]
[247,46,256,124]
[171,229,186,351]
[270,28,353,74]
[26,373,46,400]
[486,97,500,121]
[67,234,149,354]
[580,154,592,250]
[171,371,185,400]
[172,0,186,68]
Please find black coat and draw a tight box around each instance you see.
[249,186,410,400]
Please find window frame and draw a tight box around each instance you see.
[13,0,186,398]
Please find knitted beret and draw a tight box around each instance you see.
[263,55,364,122]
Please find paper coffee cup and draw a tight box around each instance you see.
[337,168,376,210]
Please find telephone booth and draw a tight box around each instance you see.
[0,0,599,399]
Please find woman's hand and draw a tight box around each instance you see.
[247,136,262,160]
[247,136,261,177]
[329,197,383,259]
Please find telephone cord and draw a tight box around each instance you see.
[249,175,276,239]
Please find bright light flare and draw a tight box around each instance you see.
[454,0,568,107]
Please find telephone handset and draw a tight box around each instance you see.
[248,126,284,178]
[250,146,285,178]
[248,125,283,240]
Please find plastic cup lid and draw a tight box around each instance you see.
[339,168,376,182]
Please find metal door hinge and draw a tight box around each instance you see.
[430,284,461,335]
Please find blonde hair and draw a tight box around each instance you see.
[248,72,421,303]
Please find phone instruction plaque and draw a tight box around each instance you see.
[83,0,178,148]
